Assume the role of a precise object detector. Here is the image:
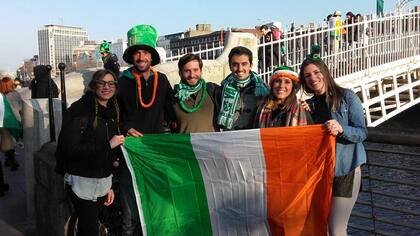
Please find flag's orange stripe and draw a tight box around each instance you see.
[260,125,335,236]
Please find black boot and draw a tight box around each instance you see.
[5,149,19,171]
[0,161,9,197]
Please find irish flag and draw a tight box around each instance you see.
[0,94,21,139]
[122,125,335,236]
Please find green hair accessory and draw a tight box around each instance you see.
[306,45,322,61]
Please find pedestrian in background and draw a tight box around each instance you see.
[30,65,59,99]
[100,40,121,78]
[0,76,22,171]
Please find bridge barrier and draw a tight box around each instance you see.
[349,129,420,235]
[33,142,70,236]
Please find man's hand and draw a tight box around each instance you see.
[127,128,143,137]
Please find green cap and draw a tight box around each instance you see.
[99,40,110,53]
[123,24,160,65]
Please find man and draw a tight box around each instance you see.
[172,54,220,133]
[258,25,279,77]
[100,40,120,77]
[30,65,59,99]
[117,24,175,235]
[218,46,269,130]
[328,11,345,53]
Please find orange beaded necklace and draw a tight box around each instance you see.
[131,67,159,108]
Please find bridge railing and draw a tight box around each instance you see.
[158,11,419,88]
[257,11,420,82]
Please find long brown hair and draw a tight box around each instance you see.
[299,59,344,111]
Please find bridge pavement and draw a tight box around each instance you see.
[0,144,36,235]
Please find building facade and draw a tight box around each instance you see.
[157,32,185,52]
[169,29,228,59]
[72,41,101,72]
[38,25,88,73]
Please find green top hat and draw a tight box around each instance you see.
[123,24,160,65]
[99,40,110,53]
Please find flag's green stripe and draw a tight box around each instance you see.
[124,134,212,236]
[3,96,21,139]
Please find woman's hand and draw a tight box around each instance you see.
[300,101,312,112]
[109,135,125,149]
[324,120,343,136]
[104,189,114,206]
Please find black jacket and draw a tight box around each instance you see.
[103,53,120,78]
[117,68,175,134]
[55,92,119,178]
[30,65,59,99]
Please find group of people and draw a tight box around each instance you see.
[258,23,287,74]
[55,24,367,236]
[327,10,369,52]
[0,67,55,197]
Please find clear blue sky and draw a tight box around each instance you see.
[1,0,418,72]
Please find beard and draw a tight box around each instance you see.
[134,59,151,72]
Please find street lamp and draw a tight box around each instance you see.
[395,0,414,14]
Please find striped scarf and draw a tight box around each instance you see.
[257,101,313,128]
[217,71,269,129]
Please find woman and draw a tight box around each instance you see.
[299,50,367,236]
[55,69,124,236]
[0,76,22,171]
[255,66,312,128]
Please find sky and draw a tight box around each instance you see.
[1,0,419,72]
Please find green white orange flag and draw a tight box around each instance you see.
[122,125,335,236]
[0,94,21,139]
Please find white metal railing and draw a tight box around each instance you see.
[257,11,420,83]
[162,41,224,62]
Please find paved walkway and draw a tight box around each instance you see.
[0,145,36,235]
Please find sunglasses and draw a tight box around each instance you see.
[97,80,117,87]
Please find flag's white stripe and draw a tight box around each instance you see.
[0,95,5,127]
[191,129,269,236]
[120,146,148,236]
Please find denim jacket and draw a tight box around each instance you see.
[330,89,367,176]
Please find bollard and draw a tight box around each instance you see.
[45,65,56,142]
[58,63,67,114]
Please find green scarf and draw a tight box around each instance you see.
[174,79,204,101]
[174,79,208,113]
[217,71,269,129]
